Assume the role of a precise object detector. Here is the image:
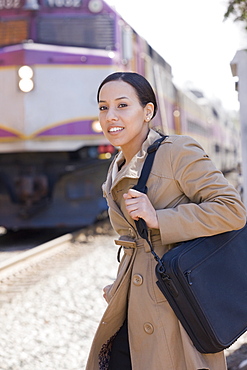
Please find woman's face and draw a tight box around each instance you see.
[98,80,153,155]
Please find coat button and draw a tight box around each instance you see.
[143,322,154,334]
[133,274,143,286]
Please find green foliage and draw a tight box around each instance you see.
[224,0,247,28]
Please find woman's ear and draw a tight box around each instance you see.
[144,103,155,122]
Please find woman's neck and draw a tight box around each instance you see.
[121,129,150,165]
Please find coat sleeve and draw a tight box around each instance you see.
[156,136,246,245]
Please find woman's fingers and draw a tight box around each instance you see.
[123,189,158,228]
[123,190,145,220]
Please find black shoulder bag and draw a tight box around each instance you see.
[134,136,247,354]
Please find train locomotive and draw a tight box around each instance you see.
[0,0,240,229]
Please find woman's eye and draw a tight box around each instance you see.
[99,105,107,111]
[119,103,127,108]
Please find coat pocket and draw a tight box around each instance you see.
[105,251,134,302]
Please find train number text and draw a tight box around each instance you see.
[0,0,20,9]
[46,0,81,7]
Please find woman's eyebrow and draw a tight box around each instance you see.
[99,96,129,103]
[116,96,129,100]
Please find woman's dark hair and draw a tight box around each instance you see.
[97,72,158,119]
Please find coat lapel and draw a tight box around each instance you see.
[106,130,163,193]
[102,129,164,229]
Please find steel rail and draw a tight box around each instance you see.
[0,232,76,280]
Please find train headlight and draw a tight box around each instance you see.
[173,110,180,117]
[18,66,34,92]
[88,0,103,13]
[92,120,102,133]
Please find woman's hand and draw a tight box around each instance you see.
[103,284,112,302]
[123,189,159,229]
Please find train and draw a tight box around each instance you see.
[0,0,240,229]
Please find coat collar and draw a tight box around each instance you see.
[104,129,164,195]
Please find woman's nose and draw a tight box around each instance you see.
[106,107,118,121]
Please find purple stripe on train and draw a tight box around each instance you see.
[0,45,114,66]
[0,128,19,138]
[36,120,103,137]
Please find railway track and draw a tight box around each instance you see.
[0,233,78,305]
[0,232,75,278]
[0,220,115,305]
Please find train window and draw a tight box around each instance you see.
[215,144,220,153]
[212,107,219,119]
[188,120,208,137]
[0,19,28,47]
[36,15,115,49]
[121,25,133,62]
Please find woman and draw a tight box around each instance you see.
[86,72,246,370]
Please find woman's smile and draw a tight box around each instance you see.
[108,126,124,134]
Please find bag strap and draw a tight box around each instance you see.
[133,136,166,194]
[133,135,167,270]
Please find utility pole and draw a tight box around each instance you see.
[231,50,247,207]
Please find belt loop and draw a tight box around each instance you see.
[143,229,151,253]
[144,239,151,253]
[114,239,137,248]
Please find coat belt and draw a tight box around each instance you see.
[114,237,151,253]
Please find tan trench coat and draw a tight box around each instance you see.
[86,129,246,370]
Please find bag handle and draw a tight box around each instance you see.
[133,135,167,271]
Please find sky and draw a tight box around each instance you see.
[105,0,246,111]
